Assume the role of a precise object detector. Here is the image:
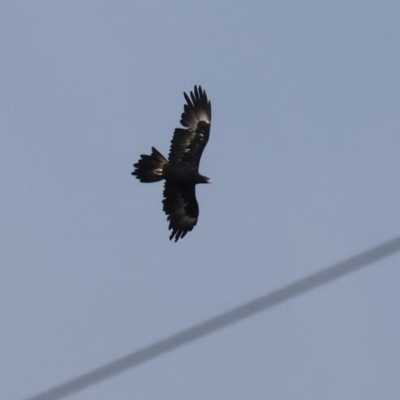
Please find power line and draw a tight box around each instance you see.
[24,236,400,400]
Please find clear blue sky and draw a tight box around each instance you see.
[2,2,400,399]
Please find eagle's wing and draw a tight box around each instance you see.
[168,85,211,168]
[163,181,199,241]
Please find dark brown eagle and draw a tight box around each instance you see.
[132,86,212,242]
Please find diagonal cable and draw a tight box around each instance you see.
[24,236,400,400]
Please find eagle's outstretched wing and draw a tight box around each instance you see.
[163,181,199,241]
[168,85,211,168]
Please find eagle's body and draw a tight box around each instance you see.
[164,165,210,183]
[132,86,212,241]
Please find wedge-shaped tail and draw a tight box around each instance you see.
[132,147,168,182]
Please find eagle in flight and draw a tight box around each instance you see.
[132,86,212,242]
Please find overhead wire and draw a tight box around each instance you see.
[23,235,400,400]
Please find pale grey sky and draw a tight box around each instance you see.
[2,2,400,399]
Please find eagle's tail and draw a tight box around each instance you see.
[132,147,168,182]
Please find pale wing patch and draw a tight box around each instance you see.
[176,213,197,228]
[187,110,210,130]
